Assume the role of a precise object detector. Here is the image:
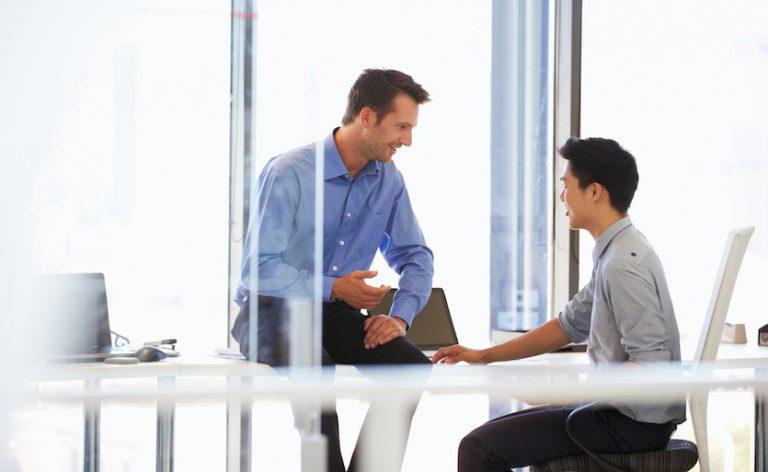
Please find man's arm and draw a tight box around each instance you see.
[364,180,434,349]
[433,278,596,364]
[432,319,571,364]
[380,184,434,326]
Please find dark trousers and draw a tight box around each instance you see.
[458,404,676,471]
[232,296,431,472]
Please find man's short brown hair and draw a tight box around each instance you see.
[341,69,430,125]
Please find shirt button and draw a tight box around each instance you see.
[332,266,338,271]
[346,212,352,218]
[339,240,345,246]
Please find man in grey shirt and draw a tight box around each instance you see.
[433,137,685,471]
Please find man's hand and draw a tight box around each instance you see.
[432,344,487,364]
[363,315,407,350]
[331,270,390,310]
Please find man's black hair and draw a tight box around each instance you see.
[559,137,639,213]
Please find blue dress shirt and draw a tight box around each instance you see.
[235,130,434,326]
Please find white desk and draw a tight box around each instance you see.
[38,355,258,472]
[35,343,768,472]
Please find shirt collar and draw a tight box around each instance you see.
[323,131,347,181]
[323,129,381,181]
[592,216,633,264]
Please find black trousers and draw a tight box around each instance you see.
[232,296,431,472]
[458,404,676,471]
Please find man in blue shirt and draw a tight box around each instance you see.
[232,69,434,472]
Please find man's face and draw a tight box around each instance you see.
[559,161,595,230]
[360,93,419,163]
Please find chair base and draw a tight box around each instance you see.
[530,439,698,472]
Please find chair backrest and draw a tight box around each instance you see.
[693,226,755,367]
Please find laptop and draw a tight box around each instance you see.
[40,273,135,362]
[368,288,459,355]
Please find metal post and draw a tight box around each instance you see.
[227,0,256,348]
[227,376,253,472]
[83,379,100,472]
[227,0,257,468]
[552,0,582,310]
[156,376,175,472]
[491,0,552,335]
[756,370,768,472]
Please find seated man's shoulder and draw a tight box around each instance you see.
[603,233,663,283]
[604,246,646,272]
[612,227,658,263]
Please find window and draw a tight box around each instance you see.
[26,1,232,353]
[252,0,494,345]
[581,0,768,341]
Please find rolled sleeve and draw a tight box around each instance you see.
[604,260,672,363]
[557,279,594,344]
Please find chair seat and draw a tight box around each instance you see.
[530,439,698,472]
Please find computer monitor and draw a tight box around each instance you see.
[368,288,459,350]
[40,273,112,355]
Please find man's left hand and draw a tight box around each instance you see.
[363,315,407,349]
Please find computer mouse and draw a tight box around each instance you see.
[134,346,168,362]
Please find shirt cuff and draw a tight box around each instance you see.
[322,276,335,302]
[389,301,416,327]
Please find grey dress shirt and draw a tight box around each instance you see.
[558,216,686,424]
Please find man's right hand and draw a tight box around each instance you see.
[330,270,390,310]
[432,344,487,364]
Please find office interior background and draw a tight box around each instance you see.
[1,0,767,470]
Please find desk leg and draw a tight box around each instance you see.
[156,376,175,472]
[359,398,407,472]
[756,374,767,472]
[83,379,100,472]
[227,376,252,472]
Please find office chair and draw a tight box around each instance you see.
[531,226,755,472]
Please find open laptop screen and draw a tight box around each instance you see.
[368,288,458,350]
[40,273,112,355]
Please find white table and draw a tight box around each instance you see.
[36,343,768,472]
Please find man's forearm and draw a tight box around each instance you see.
[480,319,572,363]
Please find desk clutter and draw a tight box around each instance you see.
[104,345,180,364]
[721,323,747,344]
[40,272,180,363]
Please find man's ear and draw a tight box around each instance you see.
[590,183,603,203]
[359,107,377,129]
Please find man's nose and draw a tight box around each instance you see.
[559,189,565,202]
[402,130,412,147]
